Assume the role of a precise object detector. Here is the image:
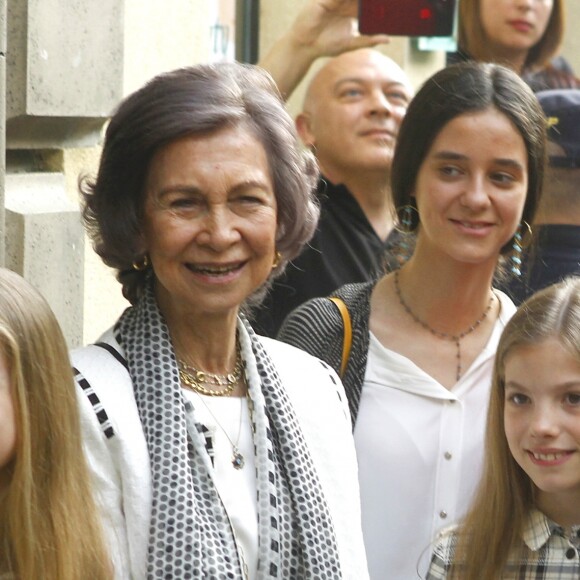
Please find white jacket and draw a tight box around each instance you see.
[73,327,369,580]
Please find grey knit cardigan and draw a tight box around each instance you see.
[277,281,376,427]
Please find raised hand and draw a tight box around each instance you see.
[259,0,390,99]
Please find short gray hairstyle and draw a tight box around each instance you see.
[81,63,319,305]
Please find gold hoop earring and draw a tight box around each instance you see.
[132,254,150,271]
[272,251,282,270]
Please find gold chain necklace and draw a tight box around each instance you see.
[178,339,244,397]
[394,269,494,381]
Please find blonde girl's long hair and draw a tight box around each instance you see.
[448,277,580,579]
[0,269,112,579]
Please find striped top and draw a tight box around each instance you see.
[278,280,376,426]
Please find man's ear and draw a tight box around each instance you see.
[295,113,315,149]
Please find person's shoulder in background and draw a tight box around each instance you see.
[524,56,580,91]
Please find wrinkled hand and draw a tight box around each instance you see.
[289,0,389,58]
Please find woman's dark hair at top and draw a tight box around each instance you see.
[391,61,546,255]
[458,0,564,72]
[81,62,319,305]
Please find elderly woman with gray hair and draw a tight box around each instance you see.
[73,62,367,580]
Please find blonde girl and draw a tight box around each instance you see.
[0,268,111,579]
[427,276,580,579]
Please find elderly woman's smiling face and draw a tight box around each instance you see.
[142,123,278,323]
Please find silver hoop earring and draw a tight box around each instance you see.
[393,205,419,235]
[393,205,419,265]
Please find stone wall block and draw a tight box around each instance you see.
[6,0,124,148]
[5,172,84,347]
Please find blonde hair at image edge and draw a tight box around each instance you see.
[0,269,111,579]
[445,276,580,580]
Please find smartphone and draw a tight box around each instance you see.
[359,0,456,37]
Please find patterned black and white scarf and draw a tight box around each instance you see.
[115,282,342,579]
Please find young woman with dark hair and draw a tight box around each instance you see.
[280,61,547,579]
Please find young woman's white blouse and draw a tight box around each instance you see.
[355,290,516,580]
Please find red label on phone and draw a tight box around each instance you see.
[359,0,456,37]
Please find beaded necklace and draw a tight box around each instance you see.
[394,270,494,381]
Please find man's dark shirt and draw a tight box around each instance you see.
[252,177,395,337]
[501,224,580,305]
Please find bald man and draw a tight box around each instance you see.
[253,48,413,336]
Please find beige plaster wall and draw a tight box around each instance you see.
[562,0,580,73]
[123,0,213,95]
